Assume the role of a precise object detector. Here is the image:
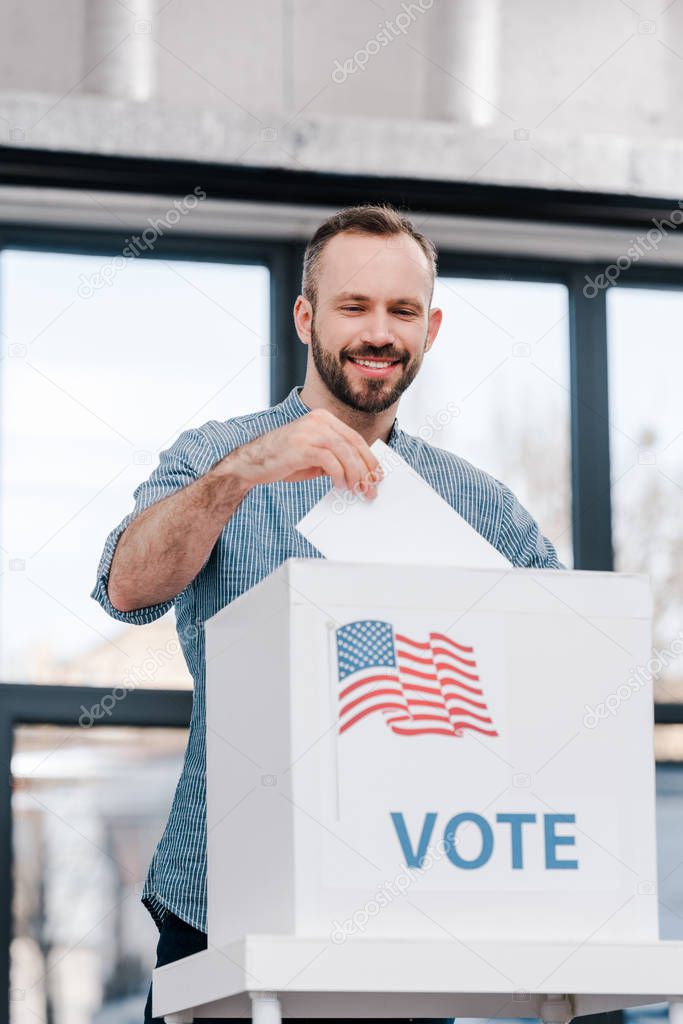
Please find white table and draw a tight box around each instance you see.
[153,935,683,1023]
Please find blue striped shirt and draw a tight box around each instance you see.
[90,385,563,933]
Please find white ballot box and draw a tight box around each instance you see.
[153,560,683,1024]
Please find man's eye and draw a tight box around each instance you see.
[341,305,415,315]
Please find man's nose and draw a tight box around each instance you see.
[361,313,397,345]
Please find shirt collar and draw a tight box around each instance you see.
[281,386,401,449]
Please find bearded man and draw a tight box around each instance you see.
[91,203,562,1024]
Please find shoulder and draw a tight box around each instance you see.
[396,432,506,531]
[167,401,289,470]
[396,431,563,568]
[395,430,507,548]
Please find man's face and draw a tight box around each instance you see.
[306,231,440,413]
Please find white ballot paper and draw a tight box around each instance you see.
[296,439,511,568]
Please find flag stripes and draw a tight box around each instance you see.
[336,620,498,738]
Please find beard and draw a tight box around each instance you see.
[309,316,426,414]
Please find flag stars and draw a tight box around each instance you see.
[336,620,396,680]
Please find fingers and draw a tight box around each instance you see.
[245,408,386,497]
[322,435,371,495]
[307,448,347,491]
[309,410,383,497]
[325,415,382,483]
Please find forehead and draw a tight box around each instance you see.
[317,231,432,302]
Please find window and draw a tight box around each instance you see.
[0,190,680,1024]
[656,764,683,938]
[607,286,683,703]
[11,722,187,1023]
[0,250,270,686]
[621,762,683,1024]
[398,276,572,566]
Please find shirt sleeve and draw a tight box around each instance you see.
[90,427,214,625]
[496,481,567,569]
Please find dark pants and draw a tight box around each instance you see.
[144,911,208,1023]
[144,910,452,1023]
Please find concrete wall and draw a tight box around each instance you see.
[1,0,683,196]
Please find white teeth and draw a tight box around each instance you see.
[353,358,394,369]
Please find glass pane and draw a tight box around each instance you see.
[398,277,572,566]
[607,287,683,702]
[11,723,187,1024]
[656,763,683,939]
[594,759,683,1024]
[0,251,270,686]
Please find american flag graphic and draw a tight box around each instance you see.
[335,620,498,739]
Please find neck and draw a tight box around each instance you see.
[299,375,397,446]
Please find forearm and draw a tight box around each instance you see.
[108,452,249,612]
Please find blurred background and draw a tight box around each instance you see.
[0,0,682,1020]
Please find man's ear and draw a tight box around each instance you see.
[424,305,443,353]
[293,295,313,345]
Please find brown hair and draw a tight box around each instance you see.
[301,203,438,311]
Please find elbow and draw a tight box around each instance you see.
[107,535,135,613]
[108,589,133,614]
[108,573,135,613]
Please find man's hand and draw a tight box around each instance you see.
[226,408,384,498]
[106,410,384,613]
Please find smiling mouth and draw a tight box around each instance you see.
[346,355,402,377]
